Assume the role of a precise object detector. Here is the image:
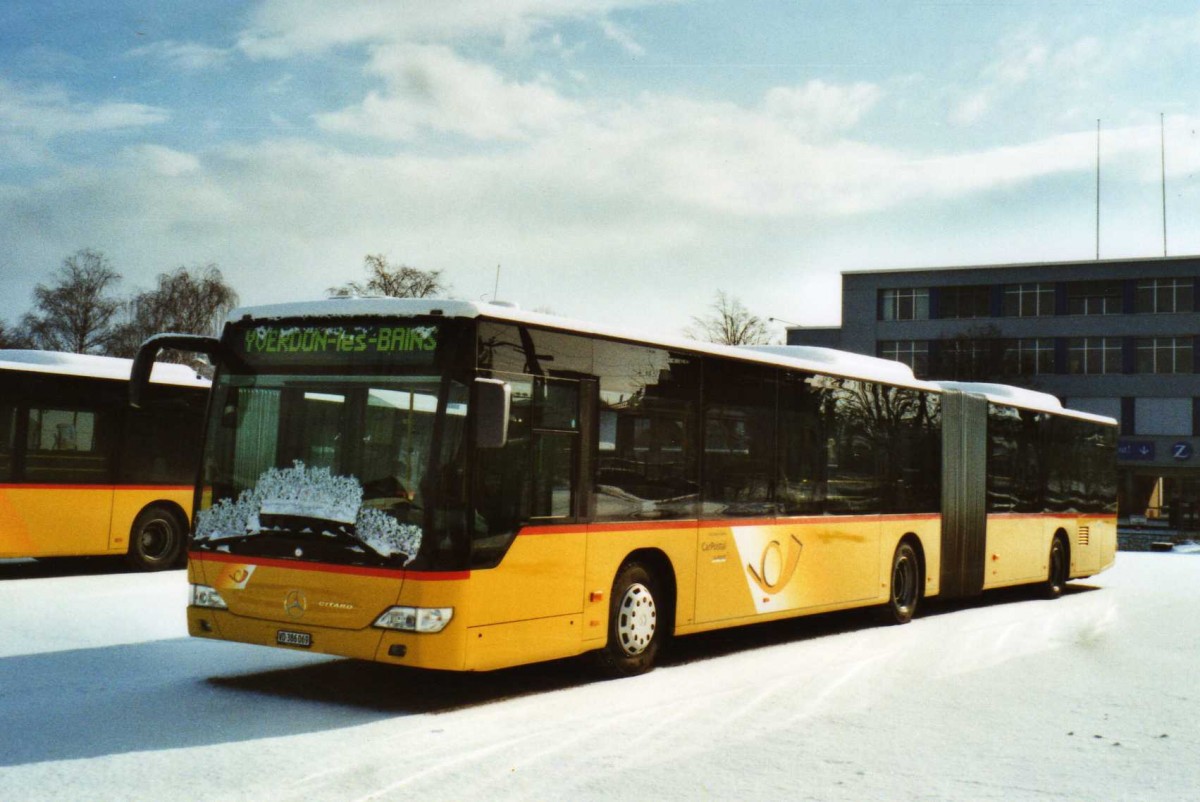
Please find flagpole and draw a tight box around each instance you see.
[1160,113,1168,257]
[1095,119,1101,260]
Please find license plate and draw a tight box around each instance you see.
[276,630,312,648]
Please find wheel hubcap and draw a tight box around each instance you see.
[894,554,916,612]
[616,582,656,656]
[140,520,170,560]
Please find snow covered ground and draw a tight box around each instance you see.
[1,552,1198,801]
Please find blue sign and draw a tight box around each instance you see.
[1172,442,1193,461]
[1118,441,1156,461]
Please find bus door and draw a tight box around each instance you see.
[472,374,594,625]
[695,364,788,623]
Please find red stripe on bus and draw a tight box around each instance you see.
[516,512,946,536]
[189,551,469,581]
[987,512,1111,521]
[0,484,193,492]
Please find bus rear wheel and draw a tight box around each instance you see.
[595,561,664,677]
[1043,536,1069,599]
[883,541,921,625]
[126,506,185,571]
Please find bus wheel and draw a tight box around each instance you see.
[595,561,663,677]
[1043,536,1069,599]
[884,542,921,625]
[126,506,185,571]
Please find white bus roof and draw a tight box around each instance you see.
[934,381,1116,425]
[227,298,943,390]
[0,349,210,388]
[224,297,1112,424]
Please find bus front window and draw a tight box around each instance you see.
[195,373,468,569]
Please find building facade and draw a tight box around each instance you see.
[787,255,1200,527]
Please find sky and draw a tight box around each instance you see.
[2,1,1199,342]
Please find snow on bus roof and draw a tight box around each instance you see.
[0,350,209,387]
[934,380,1116,425]
[743,345,928,386]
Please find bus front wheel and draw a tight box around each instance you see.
[126,506,185,571]
[883,541,921,625]
[595,561,664,677]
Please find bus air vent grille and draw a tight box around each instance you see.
[1078,526,1090,547]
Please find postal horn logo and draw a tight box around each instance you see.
[284,589,307,619]
[747,534,803,595]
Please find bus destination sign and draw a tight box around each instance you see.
[235,323,440,364]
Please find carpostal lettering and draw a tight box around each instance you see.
[241,325,438,356]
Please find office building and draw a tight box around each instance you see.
[787,255,1200,528]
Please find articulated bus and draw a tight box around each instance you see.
[1,350,209,570]
[136,299,1117,675]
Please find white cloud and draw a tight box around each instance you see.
[598,18,646,56]
[4,110,1196,340]
[127,40,233,72]
[0,79,168,138]
[949,30,1106,127]
[236,0,674,58]
[316,44,582,140]
[763,80,883,138]
[119,144,202,177]
[950,93,989,126]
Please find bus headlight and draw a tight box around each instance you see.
[190,584,229,610]
[373,606,453,633]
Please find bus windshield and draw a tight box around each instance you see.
[194,371,468,570]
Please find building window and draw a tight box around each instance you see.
[1066,280,1122,315]
[878,288,929,321]
[1067,337,1122,375]
[1001,283,1054,317]
[938,286,990,319]
[935,338,999,380]
[1002,338,1055,375]
[1136,277,1194,313]
[878,340,930,377]
[1135,398,1192,436]
[1136,337,1194,374]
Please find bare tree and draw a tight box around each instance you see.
[110,265,239,360]
[0,319,35,349]
[329,254,447,298]
[686,291,772,346]
[22,249,122,354]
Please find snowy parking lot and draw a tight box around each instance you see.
[1,552,1198,801]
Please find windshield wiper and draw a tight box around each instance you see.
[195,525,393,564]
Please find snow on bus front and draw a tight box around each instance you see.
[191,461,419,630]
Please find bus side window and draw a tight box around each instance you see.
[593,342,701,521]
[121,387,207,485]
[25,406,114,484]
[777,371,826,515]
[820,379,883,514]
[702,359,776,517]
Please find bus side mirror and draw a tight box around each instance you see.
[474,378,511,449]
[130,333,221,408]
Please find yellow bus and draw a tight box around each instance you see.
[138,299,1116,674]
[1,350,209,570]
